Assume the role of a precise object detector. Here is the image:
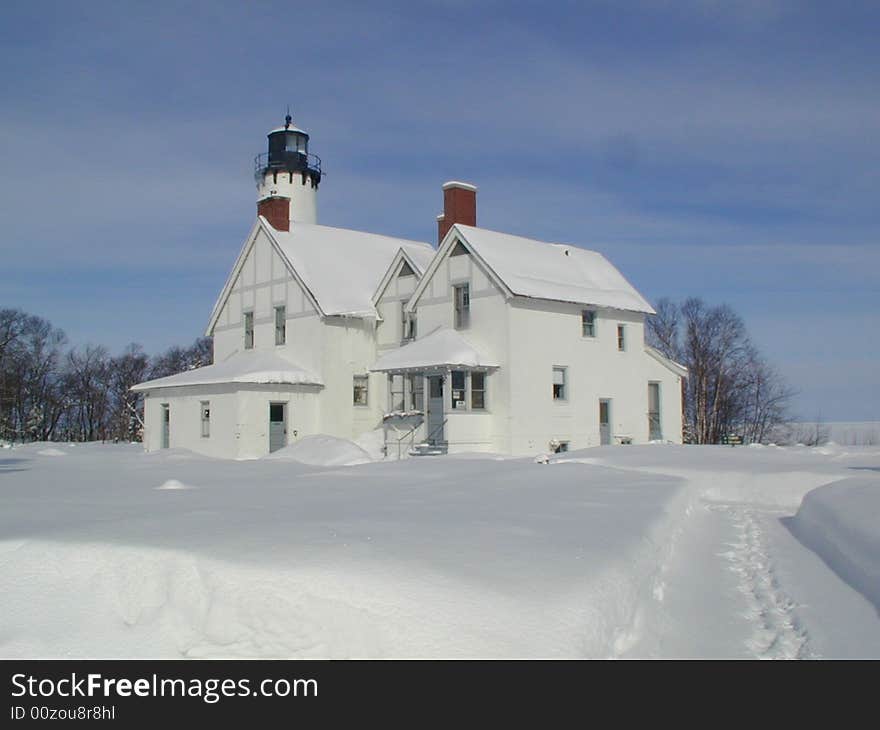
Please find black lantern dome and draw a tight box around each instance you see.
[254,113,322,186]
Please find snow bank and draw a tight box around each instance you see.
[37,448,66,457]
[156,479,196,491]
[265,435,373,466]
[788,477,880,612]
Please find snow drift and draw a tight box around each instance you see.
[788,477,880,612]
[264,435,373,466]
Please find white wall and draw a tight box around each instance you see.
[143,384,320,459]
[256,171,318,224]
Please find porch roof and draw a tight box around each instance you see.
[370,327,499,373]
[131,350,323,392]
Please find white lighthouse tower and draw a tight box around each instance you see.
[254,112,322,230]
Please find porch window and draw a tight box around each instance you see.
[617,324,626,351]
[244,312,254,349]
[275,306,286,345]
[553,366,567,401]
[582,310,596,337]
[451,370,466,409]
[409,374,424,411]
[353,375,369,406]
[471,372,486,410]
[200,401,210,438]
[389,374,405,412]
[453,284,470,329]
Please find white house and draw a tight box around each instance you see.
[133,117,685,458]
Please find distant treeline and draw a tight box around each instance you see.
[647,297,795,445]
[0,308,210,443]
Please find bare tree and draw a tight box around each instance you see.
[647,297,793,444]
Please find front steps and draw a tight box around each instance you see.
[409,442,448,457]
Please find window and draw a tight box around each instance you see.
[552,440,569,454]
[582,310,596,337]
[453,284,470,329]
[200,402,210,438]
[617,324,626,351]
[471,372,486,410]
[451,370,466,409]
[244,312,254,349]
[553,367,567,400]
[273,306,286,345]
[409,374,424,411]
[401,304,416,341]
[648,382,662,440]
[353,375,369,406]
[389,374,405,412]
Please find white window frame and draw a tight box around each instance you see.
[244,311,254,350]
[553,366,568,401]
[453,283,470,329]
[471,371,487,410]
[274,305,286,346]
[582,309,596,338]
[388,374,405,412]
[450,370,467,410]
[617,324,626,351]
[353,375,369,406]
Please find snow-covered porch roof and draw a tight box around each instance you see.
[131,350,323,392]
[370,327,499,373]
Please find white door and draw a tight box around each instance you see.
[426,375,445,444]
[269,402,287,452]
[599,399,611,445]
[161,404,170,449]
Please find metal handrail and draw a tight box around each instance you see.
[254,152,323,181]
[424,418,448,447]
[396,423,420,459]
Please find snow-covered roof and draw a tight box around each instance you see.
[131,350,322,392]
[645,346,688,377]
[269,125,307,135]
[441,225,655,314]
[265,221,434,317]
[371,327,498,372]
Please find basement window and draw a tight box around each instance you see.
[353,375,369,406]
[553,367,567,401]
[244,312,254,350]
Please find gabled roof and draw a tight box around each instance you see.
[206,218,435,334]
[370,327,498,372]
[371,246,435,306]
[132,350,322,392]
[645,346,688,377]
[265,221,433,318]
[408,224,655,315]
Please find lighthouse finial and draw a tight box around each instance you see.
[285,105,292,129]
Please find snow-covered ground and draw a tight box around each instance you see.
[1,440,878,658]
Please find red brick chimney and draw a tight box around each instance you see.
[437,181,476,245]
[257,195,290,232]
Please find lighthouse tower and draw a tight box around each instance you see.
[254,113,322,230]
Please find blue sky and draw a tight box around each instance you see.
[1,0,877,420]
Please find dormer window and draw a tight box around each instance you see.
[244,312,254,350]
[453,284,470,329]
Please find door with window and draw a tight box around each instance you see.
[161,404,170,449]
[599,399,611,445]
[648,383,662,440]
[426,375,445,444]
[269,402,287,453]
